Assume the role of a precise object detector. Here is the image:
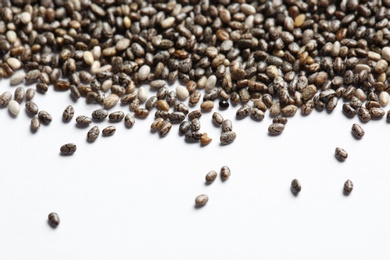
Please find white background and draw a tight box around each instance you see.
[0,78,389,259]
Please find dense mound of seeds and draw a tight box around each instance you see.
[1,0,390,144]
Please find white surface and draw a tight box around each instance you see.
[0,79,389,259]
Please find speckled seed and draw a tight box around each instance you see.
[14,87,25,103]
[76,116,92,125]
[195,194,208,206]
[291,179,301,193]
[351,123,364,138]
[25,88,35,101]
[281,105,298,116]
[8,100,20,116]
[161,17,175,29]
[212,112,224,125]
[344,179,353,193]
[268,123,285,135]
[220,166,231,180]
[92,109,108,121]
[10,70,25,85]
[103,94,119,109]
[205,170,217,183]
[135,108,150,118]
[138,65,150,81]
[62,105,74,122]
[151,118,165,131]
[200,101,214,111]
[179,121,191,134]
[176,85,189,100]
[159,121,172,137]
[369,107,385,118]
[102,126,116,136]
[205,75,217,91]
[221,119,232,132]
[201,133,212,145]
[270,102,281,117]
[25,101,38,115]
[60,143,77,155]
[83,51,94,65]
[236,105,251,118]
[273,116,288,125]
[220,131,236,144]
[108,111,125,122]
[137,87,148,103]
[48,212,60,227]
[38,110,52,124]
[335,147,348,161]
[87,126,100,142]
[124,113,135,127]
[0,91,12,107]
[250,108,265,120]
[379,91,389,107]
[30,118,40,131]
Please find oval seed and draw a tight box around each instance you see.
[351,123,364,138]
[212,112,224,125]
[124,113,135,127]
[38,110,52,124]
[87,126,100,142]
[108,111,125,122]
[159,121,172,137]
[200,101,214,111]
[0,91,12,107]
[48,212,60,227]
[102,126,116,136]
[176,85,189,100]
[8,100,20,116]
[103,94,119,109]
[92,108,108,121]
[236,105,251,118]
[179,121,191,134]
[221,119,233,132]
[220,166,231,180]
[268,123,285,135]
[137,87,148,103]
[60,143,77,155]
[291,179,301,194]
[30,118,40,132]
[220,131,236,145]
[25,101,39,115]
[195,194,209,206]
[62,105,74,122]
[205,170,217,183]
[335,147,348,161]
[151,118,165,131]
[344,179,353,193]
[25,88,35,101]
[10,70,26,85]
[76,116,92,125]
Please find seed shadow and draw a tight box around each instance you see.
[59,153,74,156]
[235,115,248,121]
[267,133,282,137]
[47,220,59,229]
[334,154,346,162]
[75,123,91,129]
[194,204,206,209]
[184,139,200,144]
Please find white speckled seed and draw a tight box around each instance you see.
[176,85,189,100]
[379,91,390,107]
[137,87,148,103]
[7,57,21,70]
[10,70,26,85]
[138,65,150,81]
[205,75,217,91]
[83,51,94,65]
[160,17,175,29]
[8,100,20,116]
[20,12,31,24]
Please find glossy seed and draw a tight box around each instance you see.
[76,116,92,125]
[205,170,217,183]
[38,110,52,124]
[221,119,233,132]
[60,143,77,155]
[87,126,100,142]
[30,118,40,132]
[335,147,348,161]
[195,194,209,206]
[25,101,39,115]
[92,109,108,121]
[8,100,20,116]
[124,113,135,127]
[102,126,116,136]
[344,179,353,193]
[48,212,60,227]
[200,133,212,145]
[159,121,172,137]
[220,166,231,180]
[351,123,364,138]
[62,105,74,122]
[151,117,165,131]
[268,123,285,135]
[291,179,301,194]
[212,112,224,125]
